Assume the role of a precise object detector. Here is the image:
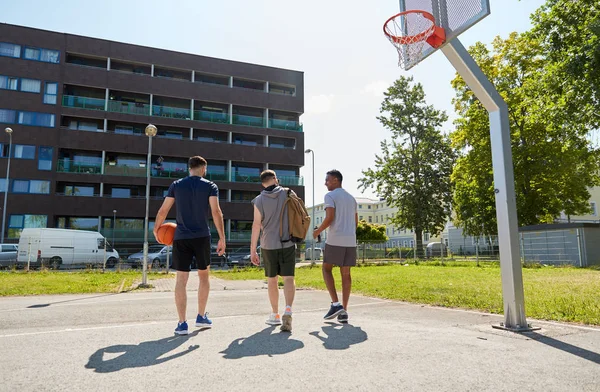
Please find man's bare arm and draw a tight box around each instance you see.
[153,197,175,242]
[209,196,226,255]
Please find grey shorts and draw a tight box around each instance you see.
[323,244,357,267]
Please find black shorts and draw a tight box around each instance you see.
[172,236,211,272]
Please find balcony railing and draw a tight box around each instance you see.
[232,173,261,183]
[57,159,102,174]
[232,114,265,128]
[62,95,106,111]
[278,175,304,186]
[268,118,303,132]
[108,100,151,115]
[152,105,191,120]
[193,110,229,124]
[205,172,229,181]
[229,230,251,240]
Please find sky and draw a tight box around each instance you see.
[1,0,546,207]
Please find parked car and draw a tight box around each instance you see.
[0,244,18,269]
[126,245,171,269]
[228,246,258,267]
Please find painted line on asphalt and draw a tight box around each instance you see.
[0,301,391,338]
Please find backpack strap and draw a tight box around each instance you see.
[279,187,291,242]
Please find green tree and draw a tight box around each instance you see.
[451,32,599,236]
[359,76,455,257]
[356,220,388,244]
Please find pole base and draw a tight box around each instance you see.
[137,283,153,289]
[492,323,541,333]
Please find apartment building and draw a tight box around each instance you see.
[0,23,304,252]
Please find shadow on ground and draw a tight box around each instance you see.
[521,331,600,365]
[85,330,202,373]
[309,322,368,350]
[220,326,304,359]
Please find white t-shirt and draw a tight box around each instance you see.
[324,188,357,247]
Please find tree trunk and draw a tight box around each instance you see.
[415,230,424,258]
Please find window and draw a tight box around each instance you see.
[18,111,55,127]
[368,205,371,209]
[13,144,36,159]
[358,205,362,209]
[375,216,378,223]
[0,109,16,124]
[23,47,59,63]
[20,78,41,93]
[0,178,6,192]
[65,185,95,196]
[38,146,53,170]
[111,188,131,198]
[368,216,372,223]
[0,75,18,90]
[591,202,597,216]
[359,215,363,220]
[11,179,50,194]
[0,43,20,58]
[44,82,58,104]
[8,214,47,238]
[424,233,430,242]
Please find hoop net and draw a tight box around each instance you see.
[383,10,437,70]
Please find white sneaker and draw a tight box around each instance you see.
[266,313,282,325]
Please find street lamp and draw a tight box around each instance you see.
[142,124,157,286]
[112,209,117,251]
[1,127,13,243]
[304,149,315,264]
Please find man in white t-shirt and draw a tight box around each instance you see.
[313,169,358,323]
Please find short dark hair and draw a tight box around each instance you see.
[260,170,276,183]
[326,169,343,183]
[189,156,207,169]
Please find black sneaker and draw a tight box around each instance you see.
[324,303,345,320]
[337,312,348,324]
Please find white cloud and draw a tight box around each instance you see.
[362,81,389,98]
[305,94,334,114]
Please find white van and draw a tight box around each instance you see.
[17,228,119,269]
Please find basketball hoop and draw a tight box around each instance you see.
[383,10,446,70]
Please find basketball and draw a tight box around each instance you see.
[156,222,176,245]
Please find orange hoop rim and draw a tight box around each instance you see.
[383,10,436,45]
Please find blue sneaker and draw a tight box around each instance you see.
[324,303,345,320]
[195,313,213,329]
[174,321,189,335]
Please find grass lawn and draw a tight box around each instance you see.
[213,261,600,325]
[0,270,167,296]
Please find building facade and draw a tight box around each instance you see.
[0,23,304,253]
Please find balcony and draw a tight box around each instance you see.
[232,173,261,183]
[108,100,151,116]
[205,171,229,181]
[62,95,106,111]
[152,105,191,120]
[57,159,102,174]
[193,109,229,124]
[269,118,303,132]
[99,229,155,243]
[232,114,265,128]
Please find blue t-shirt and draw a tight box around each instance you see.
[166,176,218,240]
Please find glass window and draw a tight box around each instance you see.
[111,188,131,198]
[66,218,98,230]
[0,43,20,58]
[12,180,29,193]
[591,202,597,216]
[0,178,6,192]
[44,82,58,104]
[20,78,41,93]
[38,146,53,170]
[18,112,55,127]
[9,214,47,238]
[29,180,50,194]
[24,47,41,60]
[13,144,35,159]
[0,75,18,90]
[368,216,372,223]
[40,49,59,64]
[0,109,16,124]
[65,185,94,196]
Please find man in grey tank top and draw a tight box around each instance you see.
[313,169,357,323]
[250,170,296,332]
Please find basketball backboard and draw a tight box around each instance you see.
[394,0,490,69]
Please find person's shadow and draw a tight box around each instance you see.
[309,322,368,350]
[85,331,201,373]
[220,326,304,359]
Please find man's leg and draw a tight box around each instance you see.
[175,271,189,322]
[267,276,279,314]
[340,266,352,310]
[282,276,295,308]
[322,262,339,303]
[197,267,210,316]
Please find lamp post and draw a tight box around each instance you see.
[1,127,13,243]
[112,209,117,250]
[142,124,157,286]
[304,149,315,264]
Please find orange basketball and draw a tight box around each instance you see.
[156,222,176,245]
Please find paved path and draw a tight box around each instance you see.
[0,278,598,392]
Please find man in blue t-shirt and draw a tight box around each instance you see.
[153,156,226,335]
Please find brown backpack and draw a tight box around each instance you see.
[279,188,311,243]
